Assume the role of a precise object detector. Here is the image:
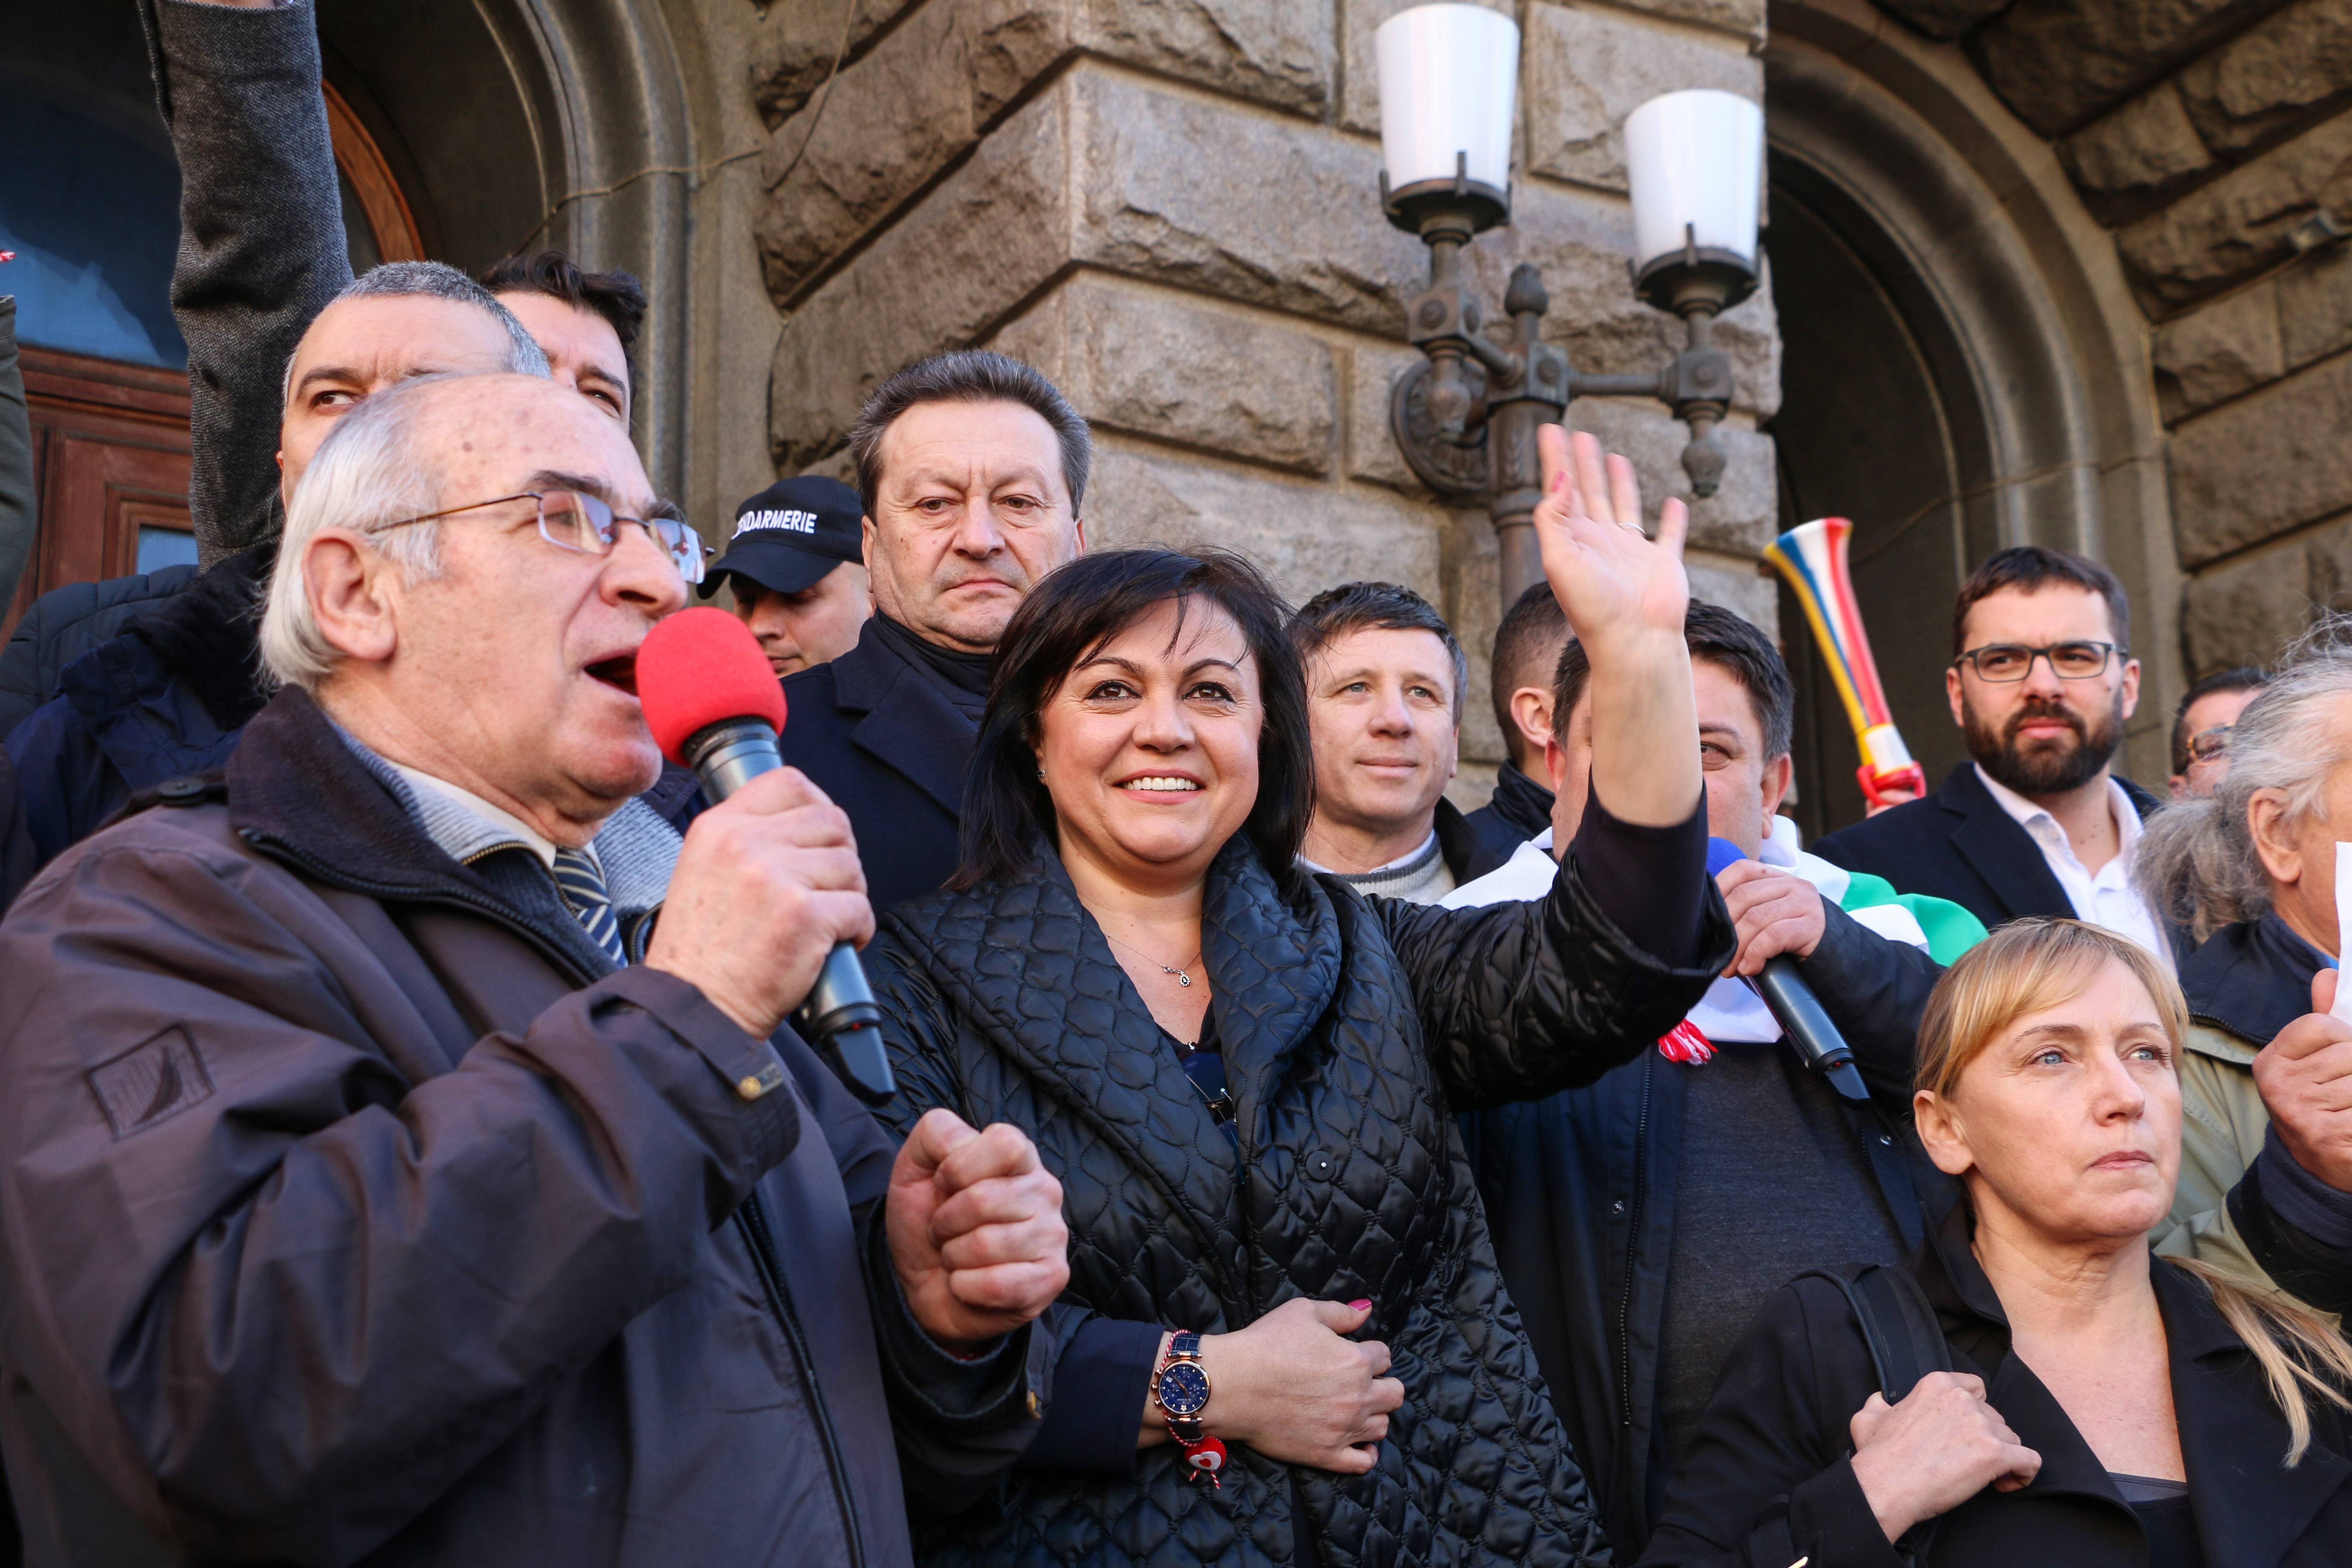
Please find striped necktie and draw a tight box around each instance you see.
[552,845,628,966]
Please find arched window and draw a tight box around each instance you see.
[1764,6,2172,834]
[0,9,185,373]
[326,82,424,272]
[1,4,427,634]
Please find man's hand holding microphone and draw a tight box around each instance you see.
[650,765,872,1039]
[642,608,1070,1345]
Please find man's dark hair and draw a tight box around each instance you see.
[2171,665,2269,775]
[477,249,649,368]
[1952,544,2130,658]
[1288,581,1468,720]
[1490,581,1568,768]
[847,349,1091,520]
[1551,600,1794,760]
[956,548,1312,901]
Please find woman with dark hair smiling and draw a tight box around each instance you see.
[868,431,1736,1568]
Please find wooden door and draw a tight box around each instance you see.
[5,347,193,642]
[1,76,419,647]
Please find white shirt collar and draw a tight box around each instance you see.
[1972,764,2171,969]
[1973,764,2142,859]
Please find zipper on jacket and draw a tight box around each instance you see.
[737,1190,868,1568]
[1616,1052,1654,1433]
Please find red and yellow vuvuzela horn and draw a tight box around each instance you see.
[1763,518,1926,810]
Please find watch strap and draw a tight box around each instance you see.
[1155,1330,1222,1484]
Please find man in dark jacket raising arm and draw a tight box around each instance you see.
[0,371,1069,1568]
[1455,602,1978,1558]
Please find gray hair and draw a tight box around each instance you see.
[280,261,550,407]
[259,375,470,691]
[2136,618,2352,942]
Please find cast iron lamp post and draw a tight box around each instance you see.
[1376,3,1766,604]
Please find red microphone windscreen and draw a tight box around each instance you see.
[635,607,788,765]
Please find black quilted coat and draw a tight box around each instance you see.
[870,834,1733,1568]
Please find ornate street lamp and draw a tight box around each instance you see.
[1377,3,1764,603]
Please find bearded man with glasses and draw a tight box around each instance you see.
[1816,544,2179,963]
[0,372,1072,1567]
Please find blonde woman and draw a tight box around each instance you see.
[1640,919,2352,1568]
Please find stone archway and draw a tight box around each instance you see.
[314,0,765,515]
[1762,0,2180,833]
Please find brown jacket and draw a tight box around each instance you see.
[0,689,1040,1568]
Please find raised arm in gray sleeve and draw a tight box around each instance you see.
[138,0,352,565]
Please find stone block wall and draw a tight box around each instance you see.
[747,0,1781,803]
[1875,0,2352,678]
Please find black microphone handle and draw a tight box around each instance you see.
[1754,956,1870,1103]
[681,717,896,1106]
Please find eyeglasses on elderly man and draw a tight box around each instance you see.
[375,486,710,584]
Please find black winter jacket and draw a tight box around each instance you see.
[2179,913,2322,1049]
[1461,764,1555,864]
[4,543,272,901]
[0,567,197,745]
[776,618,976,916]
[1639,1204,2352,1568]
[1432,796,1511,887]
[869,832,1735,1568]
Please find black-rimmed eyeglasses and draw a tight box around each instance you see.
[1951,641,2123,682]
[375,490,709,584]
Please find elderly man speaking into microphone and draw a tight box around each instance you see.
[0,372,1068,1568]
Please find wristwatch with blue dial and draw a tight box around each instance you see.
[1154,1331,1213,1442]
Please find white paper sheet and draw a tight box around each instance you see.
[2331,842,2352,1024]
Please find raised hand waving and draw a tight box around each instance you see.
[1529,426,1700,829]
[1532,425,1691,649]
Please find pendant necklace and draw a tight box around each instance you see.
[1102,928,1204,988]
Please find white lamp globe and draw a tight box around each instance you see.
[1375,4,1519,225]
[1623,89,1763,272]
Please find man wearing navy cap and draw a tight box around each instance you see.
[703,476,872,677]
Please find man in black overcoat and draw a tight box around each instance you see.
[774,351,1088,916]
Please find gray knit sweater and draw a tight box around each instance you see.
[1302,830,1458,905]
[139,0,352,565]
